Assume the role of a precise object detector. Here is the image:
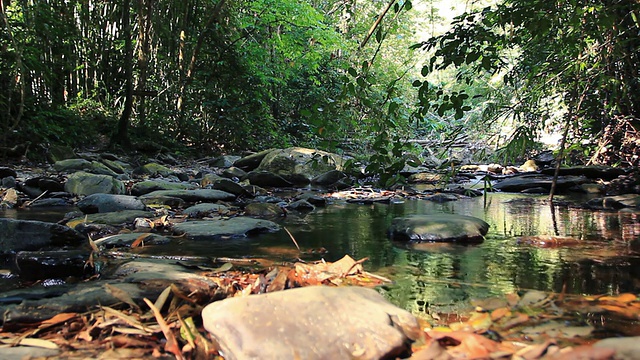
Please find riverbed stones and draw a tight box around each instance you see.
[77,194,146,213]
[172,217,280,239]
[201,285,419,360]
[0,219,86,252]
[388,214,489,243]
[139,189,236,203]
[130,179,196,196]
[257,147,345,181]
[64,171,124,196]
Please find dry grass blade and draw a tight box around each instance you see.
[283,227,300,251]
[105,284,141,312]
[154,286,173,312]
[0,338,59,350]
[143,298,184,360]
[102,306,152,333]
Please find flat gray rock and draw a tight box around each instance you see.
[202,286,420,360]
[173,217,280,239]
[77,193,146,213]
[389,214,489,243]
[139,189,236,202]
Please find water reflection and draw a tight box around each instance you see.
[266,193,640,314]
[3,193,640,316]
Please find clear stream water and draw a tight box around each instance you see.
[2,192,640,315]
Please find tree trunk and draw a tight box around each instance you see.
[111,0,133,149]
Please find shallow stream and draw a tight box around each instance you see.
[3,192,640,315]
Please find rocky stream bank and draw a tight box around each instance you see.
[1,146,639,359]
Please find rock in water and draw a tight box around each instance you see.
[201,286,420,360]
[388,214,489,243]
[0,219,86,252]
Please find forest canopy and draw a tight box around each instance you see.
[1,0,638,169]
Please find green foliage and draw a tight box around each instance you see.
[413,0,640,164]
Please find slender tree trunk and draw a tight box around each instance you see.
[112,0,133,149]
[176,0,227,119]
[135,0,152,129]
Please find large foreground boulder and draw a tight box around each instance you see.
[257,147,345,182]
[0,219,86,252]
[388,214,489,243]
[202,286,420,360]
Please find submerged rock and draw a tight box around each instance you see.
[202,286,420,360]
[173,217,280,239]
[388,214,489,243]
[0,219,86,253]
